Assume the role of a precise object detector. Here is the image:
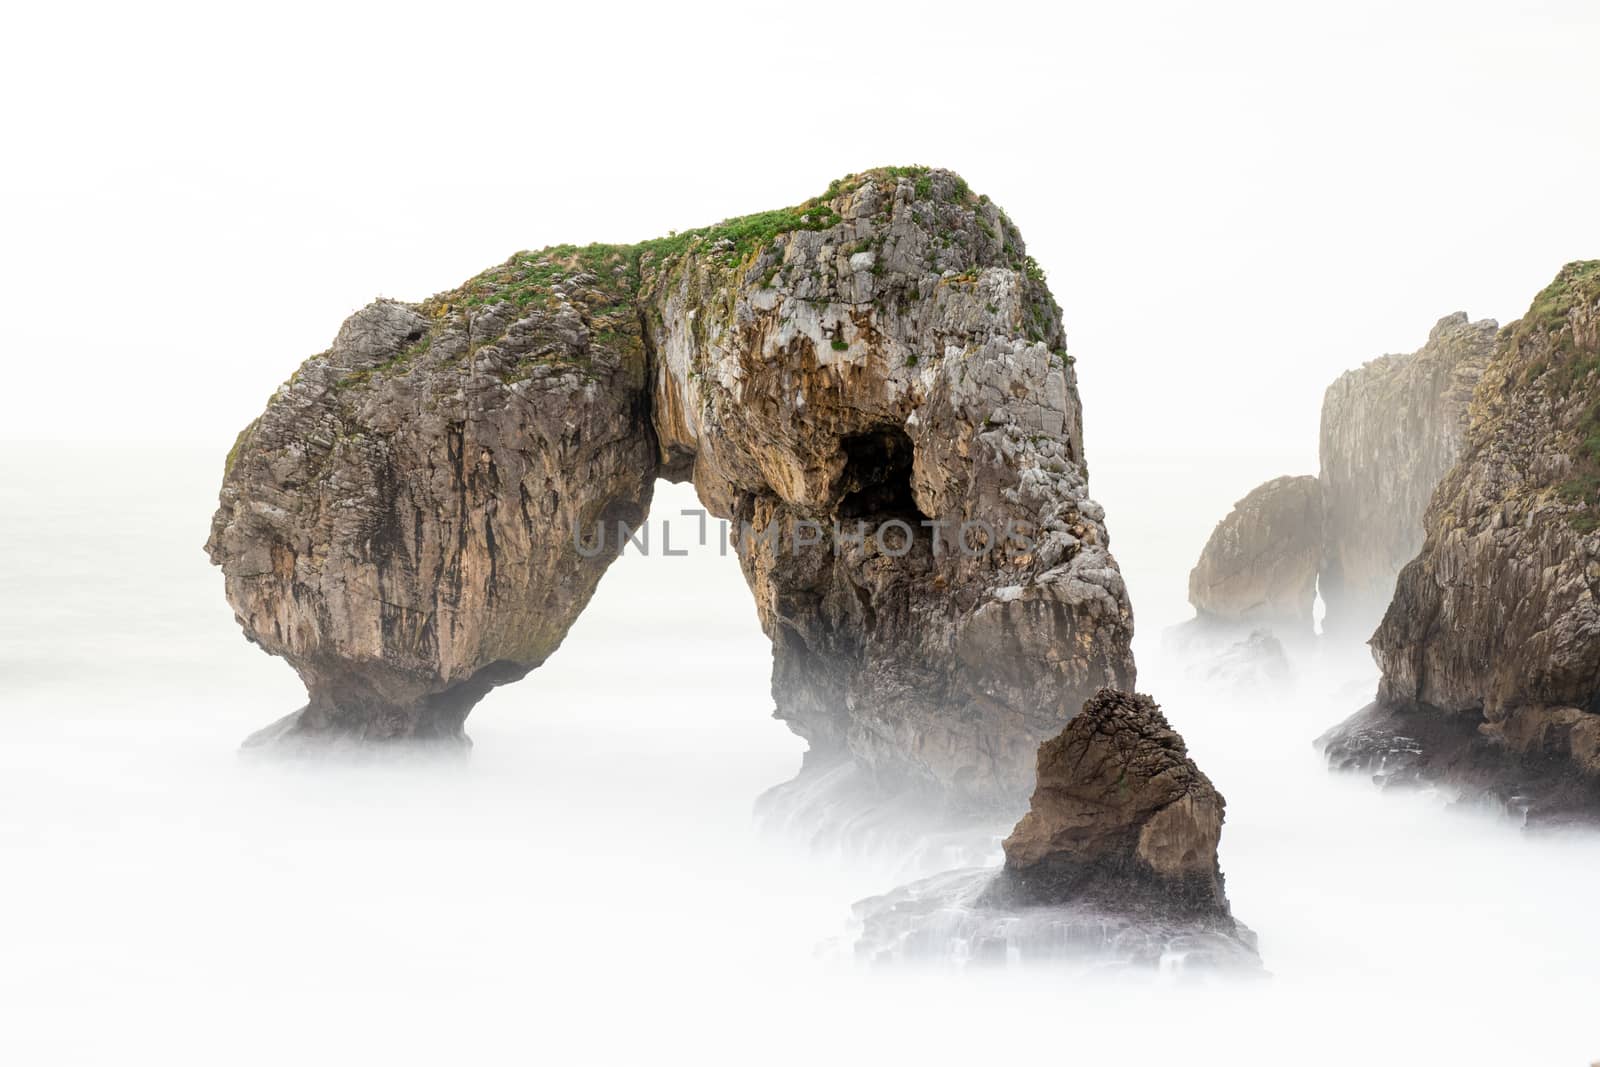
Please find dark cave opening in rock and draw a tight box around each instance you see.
[836,427,924,521]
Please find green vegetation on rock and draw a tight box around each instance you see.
[1513,261,1600,529]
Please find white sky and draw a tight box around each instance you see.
[4,0,1597,501]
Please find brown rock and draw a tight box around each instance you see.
[987,688,1231,918]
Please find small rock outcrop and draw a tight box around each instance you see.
[852,689,1257,971]
[985,689,1232,917]
[1187,475,1323,631]
[1321,262,1600,820]
[207,167,1136,810]
[1318,312,1497,636]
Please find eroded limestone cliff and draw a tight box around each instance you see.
[1321,263,1600,819]
[1318,312,1496,636]
[207,167,1136,809]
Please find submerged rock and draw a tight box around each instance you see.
[851,867,1259,974]
[754,759,1007,880]
[208,167,1135,810]
[1321,263,1600,822]
[853,690,1258,971]
[1187,474,1323,632]
[1166,626,1292,694]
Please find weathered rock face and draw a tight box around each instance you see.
[1180,314,1493,648]
[206,271,655,744]
[208,167,1136,807]
[1321,262,1600,820]
[1187,475,1323,630]
[985,689,1231,919]
[1318,312,1496,636]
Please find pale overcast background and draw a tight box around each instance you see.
[4,0,1597,614]
[5,7,1600,1063]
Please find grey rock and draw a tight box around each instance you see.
[1187,474,1323,631]
[1318,311,1497,637]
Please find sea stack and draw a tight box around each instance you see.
[852,689,1257,970]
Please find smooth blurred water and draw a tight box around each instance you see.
[1,445,1597,1066]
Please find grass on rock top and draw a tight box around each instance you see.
[434,165,986,315]
[313,165,1064,413]
[1516,261,1600,532]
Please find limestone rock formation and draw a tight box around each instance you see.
[852,689,1257,971]
[1180,313,1494,649]
[1187,475,1323,631]
[1318,312,1497,636]
[207,166,1136,809]
[1320,262,1600,820]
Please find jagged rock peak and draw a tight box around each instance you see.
[986,688,1231,919]
[1322,261,1600,820]
[1187,474,1323,630]
[206,166,1136,809]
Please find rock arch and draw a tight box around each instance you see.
[206,168,1135,811]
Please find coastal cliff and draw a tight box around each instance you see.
[1318,313,1496,636]
[1320,263,1600,819]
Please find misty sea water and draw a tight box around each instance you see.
[1,445,1597,1066]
